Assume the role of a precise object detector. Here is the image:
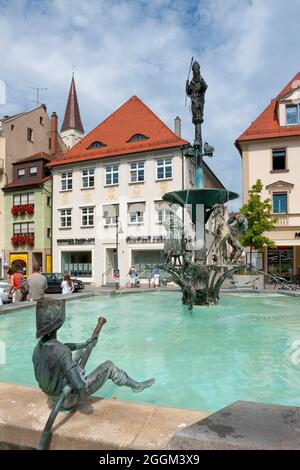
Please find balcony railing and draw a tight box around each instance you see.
[272,213,300,228]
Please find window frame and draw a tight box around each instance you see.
[60,171,73,191]
[81,206,95,227]
[105,164,119,186]
[82,168,95,189]
[29,166,37,176]
[13,192,34,206]
[272,148,286,171]
[13,222,35,235]
[156,157,173,180]
[129,211,144,225]
[59,208,72,228]
[27,127,33,142]
[129,161,145,183]
[273,192,288,214]
[17,168,26,179]
[286,104,300,126]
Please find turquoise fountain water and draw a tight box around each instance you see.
[1,292,300,412]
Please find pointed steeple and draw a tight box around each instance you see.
[61,75,84,134]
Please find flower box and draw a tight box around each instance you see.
[11,204,35,217]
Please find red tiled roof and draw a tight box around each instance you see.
[12,152,53,165]
[49,96,187,167]
[61,76,84,134]
[2,176,51,192]
[236,72,300,145]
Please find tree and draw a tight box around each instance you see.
[239,179,276,267]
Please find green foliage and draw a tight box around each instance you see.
[240,179,276,252]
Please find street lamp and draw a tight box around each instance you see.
[115,215,123,283]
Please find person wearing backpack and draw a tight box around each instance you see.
[10,266,26,302]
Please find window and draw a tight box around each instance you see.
[129,211,144,224]
[13,222,35,234]
[156,158,172,180]
[29,166,37,176]
[272,149,286,170]
[156,207,170,224]
[61,171,72,191]
[48,138,52,150]
[88,141,106,149]
[103,204,119,225]
[17,168,25,179]
[273,193,287,213]
[268,247,293,276]
[81,207,94,227]
[59,209,72,228]
[105,164,119,185]
[286,104,300,125]
[47,228,51,238]
[130,161,144,183]
[127,134,149,142]
[13,192,34,205]
[27,128,33,142]
[82,168,95,188]
[47,196,51,207]
[40,117,43,125]
[11,124,14,131]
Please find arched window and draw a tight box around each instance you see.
[88,141,106,149]
[127,134,149,143]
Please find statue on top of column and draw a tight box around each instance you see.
[186,60,207,125]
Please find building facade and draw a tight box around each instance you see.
[0,106,65,277]
[236,72,300,278]
[49,96,224,287]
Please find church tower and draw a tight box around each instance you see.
[61,74,84,149]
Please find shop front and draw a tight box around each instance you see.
[61,251,93,278]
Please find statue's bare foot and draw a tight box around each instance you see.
[132,378,155,393]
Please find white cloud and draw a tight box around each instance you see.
[0,0,299,209]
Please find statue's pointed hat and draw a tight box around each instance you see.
[36,299,66,339]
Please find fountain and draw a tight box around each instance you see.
[161,60,248,309]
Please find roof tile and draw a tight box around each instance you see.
[50,96,187,167]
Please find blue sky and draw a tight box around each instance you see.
[0,0,299,209]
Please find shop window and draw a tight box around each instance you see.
[61,251,92,277]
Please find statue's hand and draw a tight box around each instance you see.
[87,337,98,348]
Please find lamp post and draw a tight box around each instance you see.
[115,215,123,287]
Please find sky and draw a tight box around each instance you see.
[0,0,299,210]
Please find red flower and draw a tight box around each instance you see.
[27,235,34,247]
[11,235,20,247]
[19,205,27,216]
[11,205,20,216]
[26,203,34,215]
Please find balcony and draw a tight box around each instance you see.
[272,213,300,228]
[11,233,35,248]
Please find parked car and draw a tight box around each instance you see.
[42,273,85,294]
[0,281,12,304]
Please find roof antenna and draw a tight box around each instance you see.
[26,87,47,107]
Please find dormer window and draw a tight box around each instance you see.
[17,168,25,179]
[88,141,106,149]
[286,104,300,125]
[127,134,149,143]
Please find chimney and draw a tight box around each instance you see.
[174,116,181,137]
[50,112,58,155]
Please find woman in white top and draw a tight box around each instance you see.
[61,273,74,295]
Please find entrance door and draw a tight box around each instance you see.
[10,253,28,276]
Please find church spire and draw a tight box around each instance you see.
[61,75,84,134]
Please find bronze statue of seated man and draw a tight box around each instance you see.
[32,299,155,411]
